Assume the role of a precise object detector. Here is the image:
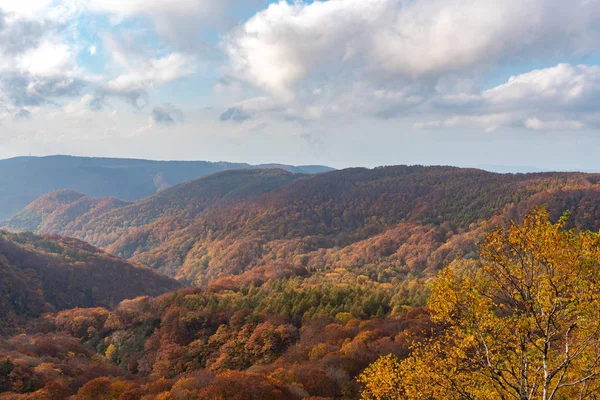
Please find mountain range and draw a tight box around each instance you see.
[4,162,600,398]
[5,165,600,288]
[0,155,333,220]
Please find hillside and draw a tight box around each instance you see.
[4,166,600,399]
[0,231,181,336]
[2,190,128,234]
[3,169,305,249]
[0,155,332,220]
[6,165,600,287]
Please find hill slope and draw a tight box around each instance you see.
[3,169,304,249]
[102,167,600,285]
[7,165,600,288]
[5,166,600,399]
[0,155,332,220]
[2,189,128,234]
[0,231,182,336]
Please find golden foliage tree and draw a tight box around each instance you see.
[361,208,600,400]
[357,354,403,400]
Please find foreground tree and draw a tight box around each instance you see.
[357,354,403,400]
[361,208,600,400]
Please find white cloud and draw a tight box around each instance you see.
[106,53,195,92]
[86,0,235,49]
[89,33,196,109]
[483,64,600,110]
[524,118,585,131]
[86,0,216,20]
[3,0,600,148]
[417,114,588,132]
[17,39,74,76]
[0,5,88,115]
[415,114,519,132]
[0,0,80,24]
[0,1,198,115]
[221,0,600,126]
[416,63,600,131]
[0,0,54,18]
[225,0,600,102]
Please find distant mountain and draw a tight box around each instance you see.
[0,155,333,220]
[1,189,127,234]
[0,230,181,336]
[8,165,600,289]
[7,165,600,399]
[2,169,304,249]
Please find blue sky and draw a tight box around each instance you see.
[1,0,600,170]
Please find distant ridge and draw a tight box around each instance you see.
[2,169,304,249]
[0,155,333,220]
[8,164,600,288]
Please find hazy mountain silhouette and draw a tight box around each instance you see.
[0,155,333,220]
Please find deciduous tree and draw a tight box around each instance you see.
[361,208,600,399]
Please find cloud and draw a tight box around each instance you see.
[220,107,250,122]
[0,5,196,117]
[90,34,196,110]
[415,114,588,132]
[414,114,522,132]
[0,0,54,18]
[86,0,221,26]
[14,108,31,120]
[16,39,76,77]
[2,0,600,147]
[417,63,600,131]
[227,0,600,93]
[85,0,247,50]
[219,96,285,122]
[0,10,49,55]
[0,72,86,107]
[151,104,184,125]
[0,8,87,114]
[106,53,195,92]
[0,8,71,70]
[524,118,585,131]
[90,86,148,110]
[482,64,600,111]
[102,32,196,87]
[223,0,600,121]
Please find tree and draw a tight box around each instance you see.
[197,370,287,400]
[357,354,403,400]
[361,208,600,400]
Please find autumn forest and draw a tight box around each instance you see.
[3,163,600,399]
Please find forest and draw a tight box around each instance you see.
[3,165,600,399]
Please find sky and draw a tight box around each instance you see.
[1,0,600,170]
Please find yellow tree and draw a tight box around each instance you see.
[357,354,403,400]
[360,208,600,400]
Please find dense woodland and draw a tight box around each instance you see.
[0,232,181,336]
[6,166,600,287]
[3,165,600,399]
